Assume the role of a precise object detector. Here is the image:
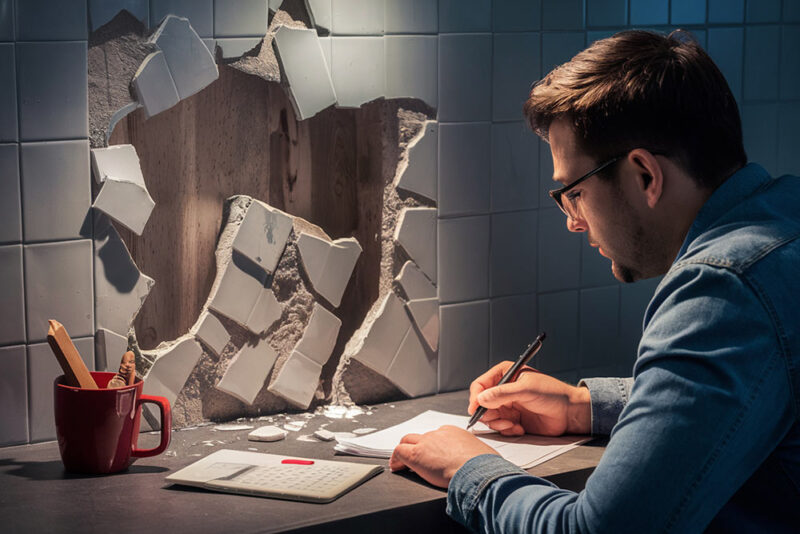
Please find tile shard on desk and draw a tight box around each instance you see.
[297,233,362,308]
[216,337,279,405]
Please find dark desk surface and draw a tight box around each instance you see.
[0,391,605,534]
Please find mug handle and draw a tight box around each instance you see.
[132,394,172,457]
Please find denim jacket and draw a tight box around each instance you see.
[447,163,800,533]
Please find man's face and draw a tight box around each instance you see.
[548,118,651,283]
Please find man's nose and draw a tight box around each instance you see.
[566,215,587,233]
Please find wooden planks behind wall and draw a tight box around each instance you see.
[109,64,386,351]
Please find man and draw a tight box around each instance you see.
[389,30,800,532]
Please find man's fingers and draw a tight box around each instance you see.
[399,433,422,444]
[477,380,537,409]
[389,443,413,472]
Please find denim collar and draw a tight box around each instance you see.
[676,163,772,260]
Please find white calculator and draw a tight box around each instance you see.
[166,449,384,503]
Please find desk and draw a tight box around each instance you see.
[0,391,605,533]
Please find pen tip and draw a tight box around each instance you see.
[540,332,546,340]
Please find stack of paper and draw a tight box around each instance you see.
[334,410,590,469]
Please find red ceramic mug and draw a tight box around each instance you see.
[54,371,171,474]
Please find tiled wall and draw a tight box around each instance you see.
[1,0,799,446]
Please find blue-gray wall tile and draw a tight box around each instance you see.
[331,0,384,35]
[438,122,491,217]
[0,0,12,41]
[587,0,627,27]
[780,25,800,100]
[490,294,537,366]
[538,207,580,291]
[619,277,660,363]
[0,344,27,446]
[541,31,585,75]
[0,143,20,244]
[385,35,437,107]
[744,25,779,101]
[15,0,87,41]
[20,140,91,242]
[0,244,25,345]
[708,0,744,23]
[214,0,267,37]
[745,0,781,23]
[0,43,16,142]
[581,237,617,288]
[492,122,539,212]
[630,0,668,25]
[385,0,437,34]
[439,300,489,391]
[536,290,578,373]
[777,103,800,176]
[438,33,492,121]
[331,36,385,107]
[670,0,705,24]
[542,0,584,30]
[742,102,778,174]
[150,0,213,37]
[579,285,619,369]
[707,27,743,102]
[492,32,540,121]
[439,0,491,33]
[785,0,800,22]
[491,210,537,297]
[438,215,490,303]
[493,0,541,32]
[89,0,149,32]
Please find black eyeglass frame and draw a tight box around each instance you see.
[548,155,624,218]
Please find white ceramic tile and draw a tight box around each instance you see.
[274,25,337,120]
[629,0,668,25]
[438,33,492,122]
[439,0,491,32]
[93,177,155,236]
[331,0,384,35]
[780,26,800,100]
[297,233,362,307]
[492,32,540,122]
[194,311,230,356]
[28,336,93,442]
[586,0,626,26]
[20,140,91,243]
[306,0,332,31]
[93,215,155,336]
[318,35,331,68]
[150,15,219,100]
[744,26,779,101]
[620,277,660,362]
[438,122,490,217]
[538,208,580,291]
[535,290,578,374]
[94,327,129,372]
[670,0,705,24]
[331,36,385,108]
[268,350,321,408]
[394,207,437,283]
[208,255,281,333]
[708,0,744,23]
[0,43,16,141]
[203,37,216,55]
[91,144,145,185]
[0,143,20,243]
[232,199,294,274]
[0,345,27,446]
[151,0,213,37]
[742,103,778,175]
[491,122,539,212]
[89,0,149,31]
[216,37,263,58]
[386,324,436,396]
[581,236,617,288]
[493,0,541,31]
[247,287,283,334]
[384,0,437,34]
[579,285,620,369]
[214,0,268,37]
[351,292,410,374]
[395,260,436,301]
[24,240,93,344]
[405,297,439,352]
[216,336,278,404]
[707,28,743,102]
[541,32,584,75]
[142,337,203,408]
[294,303,341,365]
[490,294,537,367]
[0,244,25,345]
[16,0,87,40]
[490,210,537,297]
[0,0,13,41]
[16,41,88,141]
[542,0,584,29]
[439,300,489,392]
[385,35,437,108]
[395,120,437,202]
[438,215,489,304]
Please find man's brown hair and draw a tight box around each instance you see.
[524,30,746,190]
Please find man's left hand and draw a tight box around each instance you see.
[389,425,500,488]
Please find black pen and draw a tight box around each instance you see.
[466,332,547,431]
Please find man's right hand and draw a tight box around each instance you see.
[468,362,592,436]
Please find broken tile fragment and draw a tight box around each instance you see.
[216,337,278,405]
[142,337,204,408]
[268,350,322,409]
[105,103,140,145]
[132,50,180,119]
[94,215,155,336]
[406,297,439,352]
[394,207,437,283]
[396,260,436,301]
[396,121,437,202]
[95,328,129,373]
[232,200,293,275]
[297,233,362,307]
[248,425,287,442]
[92,176,155,235]
[295,303,341,365]
[149,15,218,100]
[331,36,385,108]
[273,25,337,120]
[314,428,335,441]
[208,258,283,334]
[216,37,262,59]
[194,311,230,356]
[90,145,145,185]
[305,0,332,32]
[385,325,436,397]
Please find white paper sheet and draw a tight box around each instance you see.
[334,410,590,469]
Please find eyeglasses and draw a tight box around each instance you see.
[548,155,624,221]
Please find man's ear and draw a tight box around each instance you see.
[628,149,663,209]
